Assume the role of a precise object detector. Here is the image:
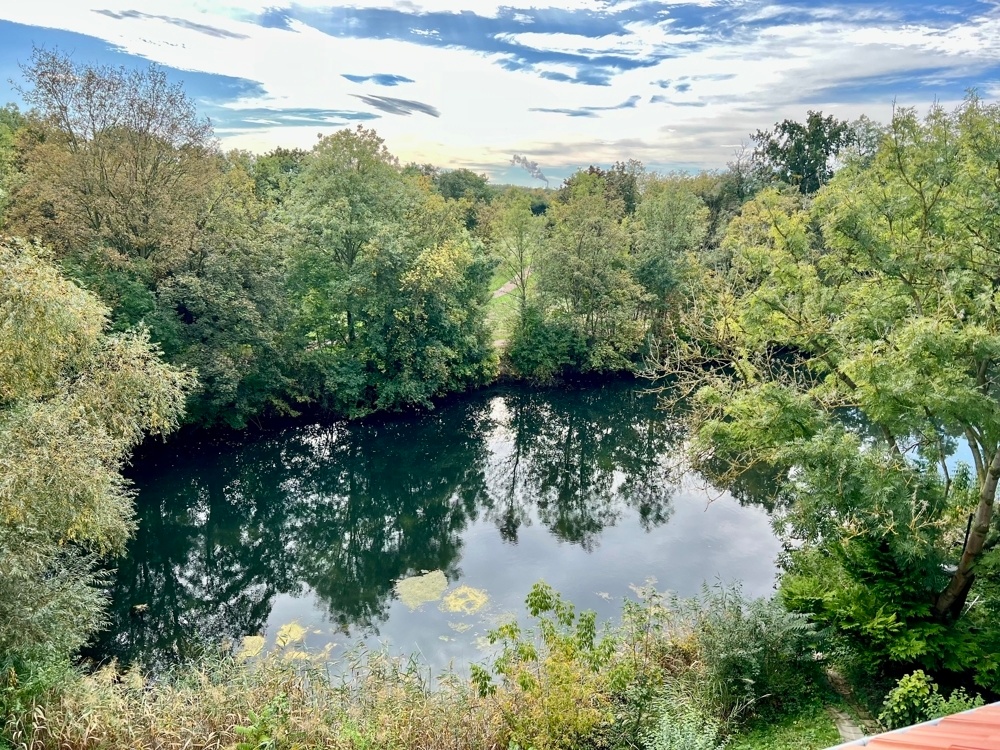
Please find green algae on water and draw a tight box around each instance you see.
[395,570,448,610]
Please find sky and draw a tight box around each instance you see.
[0,1,998,185]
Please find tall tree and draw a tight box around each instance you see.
[285,125,409,346]
[485,191,545,325]
[10,48,216,269]
[0,104,25,227]
[632,176,709,321]
[660,97,1000,687]
[753,110,849,194]
[535,170,645,373]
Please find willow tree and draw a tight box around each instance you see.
[661,96,1000,686]
[0,238,192,663]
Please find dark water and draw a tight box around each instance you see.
[93,380,781,673]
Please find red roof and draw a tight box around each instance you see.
[829,703,1000,750]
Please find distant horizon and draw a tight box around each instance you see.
[2,1,998,185]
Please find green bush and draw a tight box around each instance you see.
[643,699,725,750]
[506,304,587,381]
[678,585,822,726]
[879,670,985,730]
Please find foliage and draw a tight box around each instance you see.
[0,103,25,226]
[632,176,709,322]
[660,95,1000,689]
[725,698,842,750]
[752,110,850,193]
[642,700,725,750]
[506,303,587,381]
[878,670,984,730]
[472,582,618,750]
[285,128,496,415]
[527,170,646,375]
[11,48,216,266]
[0,238,191,679]
[666,585,822,726]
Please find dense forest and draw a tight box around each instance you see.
[5,47,1000,750]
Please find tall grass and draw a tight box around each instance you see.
[4,583,822,750]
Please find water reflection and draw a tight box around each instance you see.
[92,380,768,669]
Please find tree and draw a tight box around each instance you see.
[251,147,308,206]
[285,129,495,415]
[0,238,192,664]
[525,170,646,375]
[659,97,1000,687]
[632,176,709,321]
[285,125,409,347]
[753,110,849,194]
[485,191,545,324]
[0,104,25,226]
[10,48,216,269]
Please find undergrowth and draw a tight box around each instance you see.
[3,582,824,750]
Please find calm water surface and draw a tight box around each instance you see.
[94,380,781,672]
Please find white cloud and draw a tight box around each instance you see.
[1,0,998,179]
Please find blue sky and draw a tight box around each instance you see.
[1,1,998,184]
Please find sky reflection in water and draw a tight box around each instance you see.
[93,380,781,674]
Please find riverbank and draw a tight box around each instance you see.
[6,583,830,750]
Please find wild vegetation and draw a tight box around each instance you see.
[3,45,1000,750]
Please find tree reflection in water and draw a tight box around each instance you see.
[91,380,681,669]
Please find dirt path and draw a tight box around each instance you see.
[825,668,882,743]
[492,267,532,299]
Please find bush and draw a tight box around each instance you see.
[643,699,725,750]
[669,584,822,727]
[879,670,985,730]
[506,304,587,381]
[473,582,617,750]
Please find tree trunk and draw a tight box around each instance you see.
[935,445,1000,618]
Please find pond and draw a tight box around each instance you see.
[91,379,781,674]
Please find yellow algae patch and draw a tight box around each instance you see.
[441,585,488,615]
[448,621,473,633]
[275,621,307,648]
[283,650,311,662]
[395,570,448,610]
[237,635,266,660]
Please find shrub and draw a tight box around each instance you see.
[474,582,617,750]
[668,584,822,727]
[506,305,587,381]
[879,670,985,730]
[642,700,725,750]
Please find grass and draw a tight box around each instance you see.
[726,698,846,750]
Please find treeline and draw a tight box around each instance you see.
[0,48,864,430]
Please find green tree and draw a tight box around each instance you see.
[753,110,849,194]
[11,48,217,270]
[286,129,495,415]
[485,191,545,324]
[632,177,709,321]
[251,146,307,206]
[285,125,409,347]
[661,97,1000,687]
[0,103,25,226]
[0,238,191,665]
[533,170,646,374]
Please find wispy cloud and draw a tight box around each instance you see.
[531,94,641,117]
[352,94,440,116]
[341,73,415,86]
[1,1,998,181]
